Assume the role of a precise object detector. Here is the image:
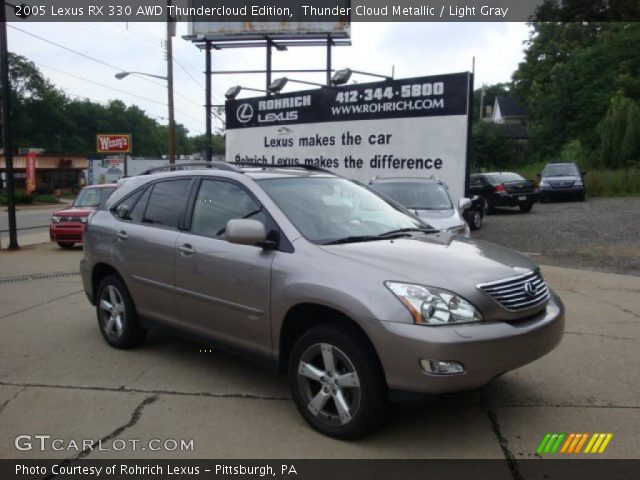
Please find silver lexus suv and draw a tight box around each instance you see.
[80,163,564,439]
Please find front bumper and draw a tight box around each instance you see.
[50,223,85,243]
[371,292,564,394]
[540,186,584,197]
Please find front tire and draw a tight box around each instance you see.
[96,274,146,349]
[469,210,483,230]
[288,323,388,439]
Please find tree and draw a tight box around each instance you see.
[597,92,640,168]
[471,123,516,171]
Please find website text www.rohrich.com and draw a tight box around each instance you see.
[331,98,445,116]
[14,434,194,453]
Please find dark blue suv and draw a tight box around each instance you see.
[538,163,586,202]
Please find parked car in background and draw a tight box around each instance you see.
[461,195,487,231]
[80,163,564,439]
[469,172,539,213]
[369,177,471,236]
[50,184,117,249]
[538,162,586,202]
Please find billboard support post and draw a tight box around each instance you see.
[266,38,272,94]
[205,40,212,162]
[326,35,332,86]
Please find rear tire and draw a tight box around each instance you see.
[288,323,388,439]
[96,274,146,349]
[519,202,533,213]
[57,242,74,249]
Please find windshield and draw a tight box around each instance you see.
[73,187,116,208]
[543,164,580,177]
[486,172,525,184]
[371,181,453,210]
[258,177,429,244]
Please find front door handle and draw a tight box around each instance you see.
[178,244,195,255]
[115,231,128,241]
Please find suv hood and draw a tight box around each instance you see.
[412,209,463,231]
[320,234,537,292]
[54,207,94,217]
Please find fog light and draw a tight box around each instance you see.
[420,359,465,375]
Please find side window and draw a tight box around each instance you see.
[143,179,191,228]
[128,186,151,223]
[191,179,266,238]
[470,176,485,187]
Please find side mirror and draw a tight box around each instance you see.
[115,204,131,219]
[225,219,268,246]
[536,172,541,178]
[459,198,472,211]
[582,171,587,176]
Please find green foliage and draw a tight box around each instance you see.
[5,53,220,157]
[597,92,640,168]
[0,191,34,205]
[33,194,59,203]
[471,122,516,171]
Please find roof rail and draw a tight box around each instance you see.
[140,161,243,175]
[227,161,337,176]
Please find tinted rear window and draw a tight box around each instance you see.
[486,172,525,184]
[542,164,580,177]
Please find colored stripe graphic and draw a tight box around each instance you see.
[540,433,613,454]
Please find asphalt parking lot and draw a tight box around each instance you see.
[475,197,640,276]
[0,241,638,465]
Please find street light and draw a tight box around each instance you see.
[225,85,268,100]
[267,77,326,94]
[115,70,174,163]
[331,68,392,86]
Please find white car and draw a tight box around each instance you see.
[369,177,471,237]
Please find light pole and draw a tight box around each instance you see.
[115,70,175,163]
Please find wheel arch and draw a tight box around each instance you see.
[277,302,385,380]
[90,263,125,305]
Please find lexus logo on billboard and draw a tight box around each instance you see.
[236,103,254,123]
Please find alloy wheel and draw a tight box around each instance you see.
[99,285,125,339]
[297,343,361,426]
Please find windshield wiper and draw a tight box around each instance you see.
[321,233,410,245]
[378,227,438,237]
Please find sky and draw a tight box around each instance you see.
[7,21,531,135]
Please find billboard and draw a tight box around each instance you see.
[96,134,132,154]
[225,72,472,201]
[187,1,350,40]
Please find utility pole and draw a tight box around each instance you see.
[0,0,19,249]
[166,0,176,164]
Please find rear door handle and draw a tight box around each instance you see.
[178,244,195,255]
[115,231,128,240]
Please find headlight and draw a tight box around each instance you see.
[385,282,483,325]
[538,179,545,187]
[80,217,88,223]
[447,223,469,236]
[51,216,62,224]
[574,179,583,186]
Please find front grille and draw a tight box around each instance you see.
[59,217,83,223]
[550,180,574,188]
[477,270,549,312]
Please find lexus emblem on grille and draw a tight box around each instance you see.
[236,103,254,123]
[524,281,536,297]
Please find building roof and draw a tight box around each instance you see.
[495,96,526,117]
